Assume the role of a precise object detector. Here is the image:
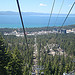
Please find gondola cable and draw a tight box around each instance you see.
[60,2,75,30]
[16,0,29,62]
[47,0,56,30]
[54,0,64,26]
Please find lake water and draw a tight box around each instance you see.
[0,15,75,28]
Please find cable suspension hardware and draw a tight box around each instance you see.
[61,2,75,29]
[16,0,29,56]
[54,0,64,26]
[47,0,55,30]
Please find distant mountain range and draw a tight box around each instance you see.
[0,11,75,17]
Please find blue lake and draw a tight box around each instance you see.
[0,15,75,28]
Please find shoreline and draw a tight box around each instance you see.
[0,24,75,29]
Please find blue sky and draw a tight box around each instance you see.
[0,0,75,14]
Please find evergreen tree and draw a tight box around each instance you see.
[6,46,23,75]
[0,35,9,75]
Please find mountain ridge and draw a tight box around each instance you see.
[0,11,75,17]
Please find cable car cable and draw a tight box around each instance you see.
[60,2,75,30]
[16,0,29,61]
[47,0,56,30]
[54,0,64,26]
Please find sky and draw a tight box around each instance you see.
[0,0,75,14]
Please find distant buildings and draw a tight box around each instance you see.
[66,28,75,33]
[53,28,58,31]
[66,30,72,33]
[53,28,75,34]
[53,28,66,34]
[44,43,65,56]
[61,29,66,34]
[72,28,75,32]
[4,28,75,37]
[4,30,24,37]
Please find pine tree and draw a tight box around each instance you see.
[0,35,9,75]
[6,46,23,75]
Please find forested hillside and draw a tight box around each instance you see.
[37,33,75,75]
[0,30,75,75]
[0,34,34,75]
